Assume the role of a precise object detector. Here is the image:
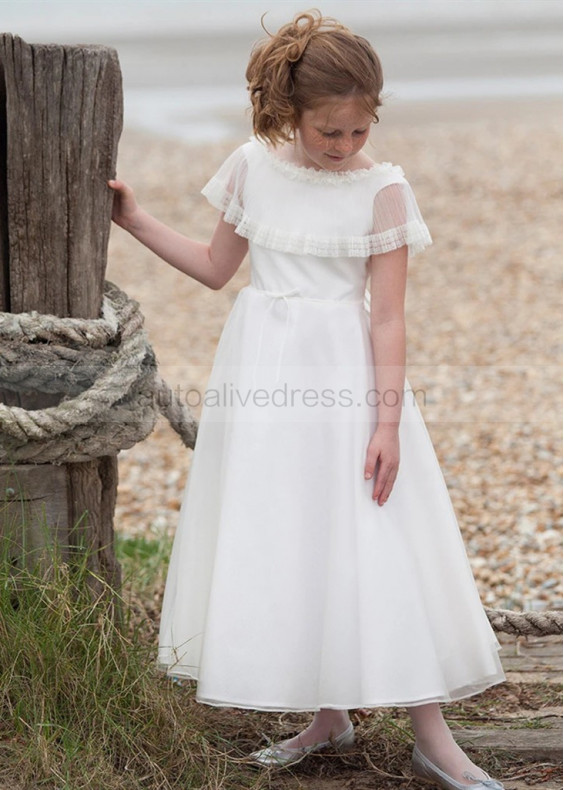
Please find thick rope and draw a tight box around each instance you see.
[0,283,561,637]
[485,607,562,637]
[0,281,198,462]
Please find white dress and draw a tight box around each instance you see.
[157,137,506,712]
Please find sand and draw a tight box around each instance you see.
[106,97,562,612]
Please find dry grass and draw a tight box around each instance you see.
[0,529,561,789]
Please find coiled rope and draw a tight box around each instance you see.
[0,282,561,636]
[0,281,197,463]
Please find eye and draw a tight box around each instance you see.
[320,129,368,138]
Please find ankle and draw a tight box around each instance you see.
[415,727,454,752]
[313,710,351,735]
[289,710,350,747]
[414,716,454,747]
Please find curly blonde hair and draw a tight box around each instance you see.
[246,9,384,146]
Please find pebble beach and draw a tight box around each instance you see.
[106,96,562,614]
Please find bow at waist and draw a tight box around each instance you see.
[246,285,364,387]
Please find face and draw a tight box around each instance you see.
[293,95,374,171]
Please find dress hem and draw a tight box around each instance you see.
[156,663,507,713]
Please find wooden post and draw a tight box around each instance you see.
[0,35,123,595]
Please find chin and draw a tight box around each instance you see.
[325,155,349,169]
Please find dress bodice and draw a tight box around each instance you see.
[201,137,432,302]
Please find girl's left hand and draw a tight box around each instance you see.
[364,426,400,506]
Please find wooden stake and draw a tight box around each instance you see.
[0,34,123,598]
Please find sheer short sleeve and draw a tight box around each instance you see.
[200,144,248,227]
[371,180,432,257]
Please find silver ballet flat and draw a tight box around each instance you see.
[248,721,355,768]
[412,743,505,790]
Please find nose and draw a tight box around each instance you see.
[334,136,354,154]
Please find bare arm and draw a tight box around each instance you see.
[107,179,248,290]
[364,243,408,505]
[369,243,408,427]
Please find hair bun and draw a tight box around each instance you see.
[284,38,308,63]
[280,12,319,63]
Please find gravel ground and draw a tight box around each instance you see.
[107,105,562,613]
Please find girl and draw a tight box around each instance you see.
[108,11,507,789]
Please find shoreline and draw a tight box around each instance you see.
[121,94,562,147]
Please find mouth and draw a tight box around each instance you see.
[326,154,345,161]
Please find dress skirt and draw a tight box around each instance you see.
[157,284,506,711]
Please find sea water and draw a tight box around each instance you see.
[1,0,561,142]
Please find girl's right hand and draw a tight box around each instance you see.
[107,178,140,230]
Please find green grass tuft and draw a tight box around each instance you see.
[0,528,264,789]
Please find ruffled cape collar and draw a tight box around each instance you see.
[251,137,399,185]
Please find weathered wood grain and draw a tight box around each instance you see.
[0,464,70,572]
[0,35,123,598]
[0,54,7,312]
[453,723,562,762]
[68,456,121,596]
[0,34,122,317]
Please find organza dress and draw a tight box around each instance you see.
[157,137,506,711]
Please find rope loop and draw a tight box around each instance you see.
[0,281,198,463]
